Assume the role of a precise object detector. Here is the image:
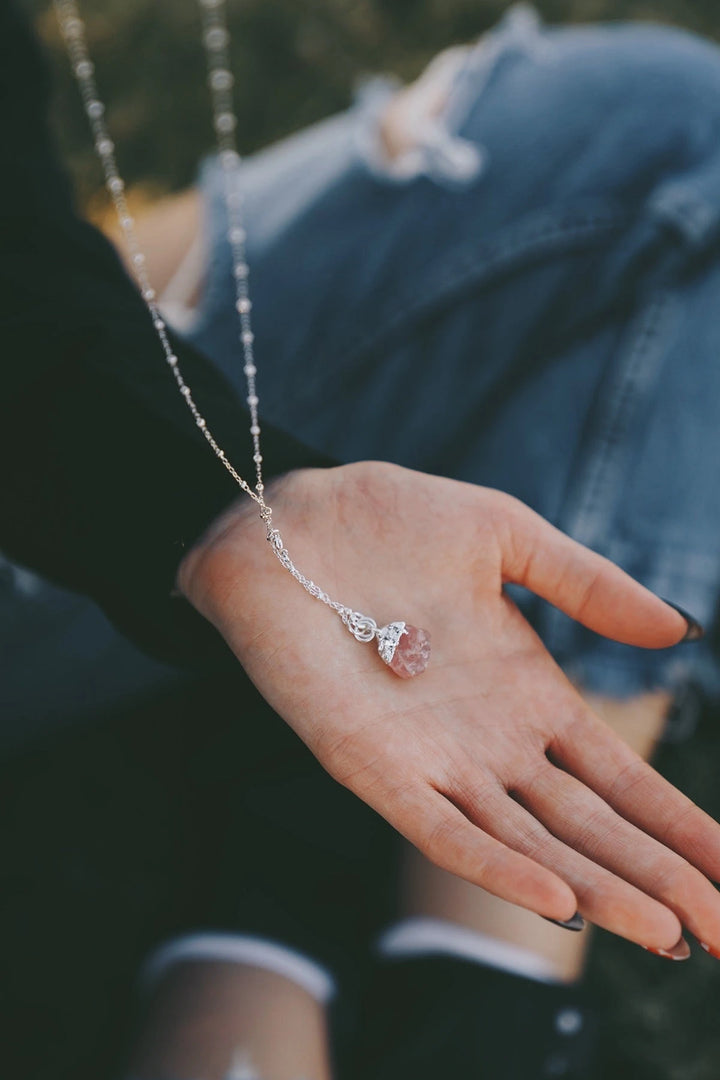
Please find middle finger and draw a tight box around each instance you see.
[445,776,683,948]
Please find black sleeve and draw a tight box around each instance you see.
[0,3,339,667]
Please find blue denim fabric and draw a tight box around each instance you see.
[184,7,720,700]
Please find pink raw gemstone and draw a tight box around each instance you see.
[389,624,432,678]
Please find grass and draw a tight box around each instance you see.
[30,0,720,204]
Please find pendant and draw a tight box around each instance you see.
[378,621,432,678]
[343,612,431,678]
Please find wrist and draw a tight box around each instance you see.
[175,465,336,621]
[175,459,402,631]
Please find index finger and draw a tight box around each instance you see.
[380,781,578,922]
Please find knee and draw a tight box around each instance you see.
[468,19,720,210]
[534,22,720,163]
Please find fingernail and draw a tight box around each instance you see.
[542,912,586,932]
[660,598,705,643]
[700,942,720,960]
[643,936,691,960]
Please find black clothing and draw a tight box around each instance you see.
[0,2,337,666]
[350,956,600,1080]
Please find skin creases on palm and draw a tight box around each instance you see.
[179,460,720,956]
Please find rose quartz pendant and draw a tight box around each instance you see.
[377,621,431,678]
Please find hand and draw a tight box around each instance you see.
[179,460,720,954]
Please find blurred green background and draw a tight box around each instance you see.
[26,0,720,206]
[20,1,720,1077]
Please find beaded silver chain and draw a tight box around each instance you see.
[54,0,431,678]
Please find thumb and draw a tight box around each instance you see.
[500,499,701,648]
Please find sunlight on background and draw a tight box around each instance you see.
[30,0,720,207]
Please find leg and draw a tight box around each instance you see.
[127,961,333,1080]
[114,15,720,1077]
[312,17,720,1077]
[105,187,203,306]
[350,696,671,1080]
[397,689,672,986]
[122,737,396,1080]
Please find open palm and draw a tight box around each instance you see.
[180,460,720,955]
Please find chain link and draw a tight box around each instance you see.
[54,0,384,643]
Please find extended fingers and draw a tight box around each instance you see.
[515,763,720,952]
[447,777,683,949]
[402,784,577,921]
[552,714,720,884]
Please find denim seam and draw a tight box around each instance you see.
[541,286,684,655]
[564,290,677,542]
[290,205,628,408]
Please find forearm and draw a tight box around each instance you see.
[0,2,340,666]
[175,468,328,631]
[0,318,338,667]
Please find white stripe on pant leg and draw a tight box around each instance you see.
[140,931,336,1004]
[376,916,564,984]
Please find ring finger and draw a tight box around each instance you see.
[446,778,684,949]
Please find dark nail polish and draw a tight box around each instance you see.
[660,598,705,643]
[644,937,691,961]
[542,912,586,932]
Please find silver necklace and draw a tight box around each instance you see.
[54,0,431,678]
